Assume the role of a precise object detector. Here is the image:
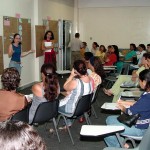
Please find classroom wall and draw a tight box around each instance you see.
[0,0,74,88]
[0,0,35,88]
[77,0,150,49]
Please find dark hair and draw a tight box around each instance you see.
[100,45,106,52]
[75,33,80,38]
[130,43,137,51]
[84,52,93,60]
[93,42,99,47]
[41,63,58,101]
[73,60,87,75]
[147,44,150,47]
[44,30,54,40]
[139,44,146,50]
[1,67,20,91]
[143,52,150,59]
[90,56,106,79]
[11,33,21,45]
[82,42,87,46]
[0,121,46,150]
[112,45,119,61]
[139,69,150,91]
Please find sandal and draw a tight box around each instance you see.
[103,88,112,96]
[59,125,71,131]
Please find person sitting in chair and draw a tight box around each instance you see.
[0,67,28,122]
[104,69,150,148]
[29,63,60,124]
[59,60,93,128]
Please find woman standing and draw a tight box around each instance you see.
[42,30,56,67]
[8,33,34,75]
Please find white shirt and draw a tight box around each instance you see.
[68,38,82,52]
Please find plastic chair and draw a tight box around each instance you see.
[103,126,150,150]
[57,93,93,145]
[11,105,30,123]
[30,100,60,143]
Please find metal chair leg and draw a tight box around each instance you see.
[53,118,61,143]
[62,115,74,145]
[84,113,91,125]
[91,105,98,119]
[116,133,124,148]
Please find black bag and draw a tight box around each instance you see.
[117,113,140,127]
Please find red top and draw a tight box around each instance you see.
[104,53,117,66]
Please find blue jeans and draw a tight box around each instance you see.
[104,115,146,147]
[58,105,73,126]
[9,60,21,75]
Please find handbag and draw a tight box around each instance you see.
[117,113,140,127]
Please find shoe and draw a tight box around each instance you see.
[78,117,85,123]
[49,128,54,134]
[59,125,71,131]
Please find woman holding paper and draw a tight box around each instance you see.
[8,33,34,75]
[42,30,56,66]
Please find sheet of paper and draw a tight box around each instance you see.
[101,103,120,110]
[121,91,142,97]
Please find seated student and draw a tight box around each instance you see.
[136,44,146,65]
[104,45,118,66]
[59,60,93,127]
[0,121,46,150]
[95,45,107,64]
[29,63,60,124]
[91,42,99,56]
[147,44,150,52]
[80,42,90,58]
[104,69,150,148]
[0,68,28,122]
[118,44,137,73]
[103,53,150,102]
[86,56,106,90]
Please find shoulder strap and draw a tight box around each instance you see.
[78,79,84,98]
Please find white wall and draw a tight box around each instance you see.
[0,0,74,88]
[77,0,150,49]
[0,0,35,88]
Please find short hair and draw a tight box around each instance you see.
[41,63,58,101]
[75,33,80,38]
[73,60,87,75]
[139,69,150,91]
[139,44,146,50]
[1,67,21,91]
[0,121,46,150]
[44,30,54,40]
[84,52,93,60]
[130,43,136,51]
